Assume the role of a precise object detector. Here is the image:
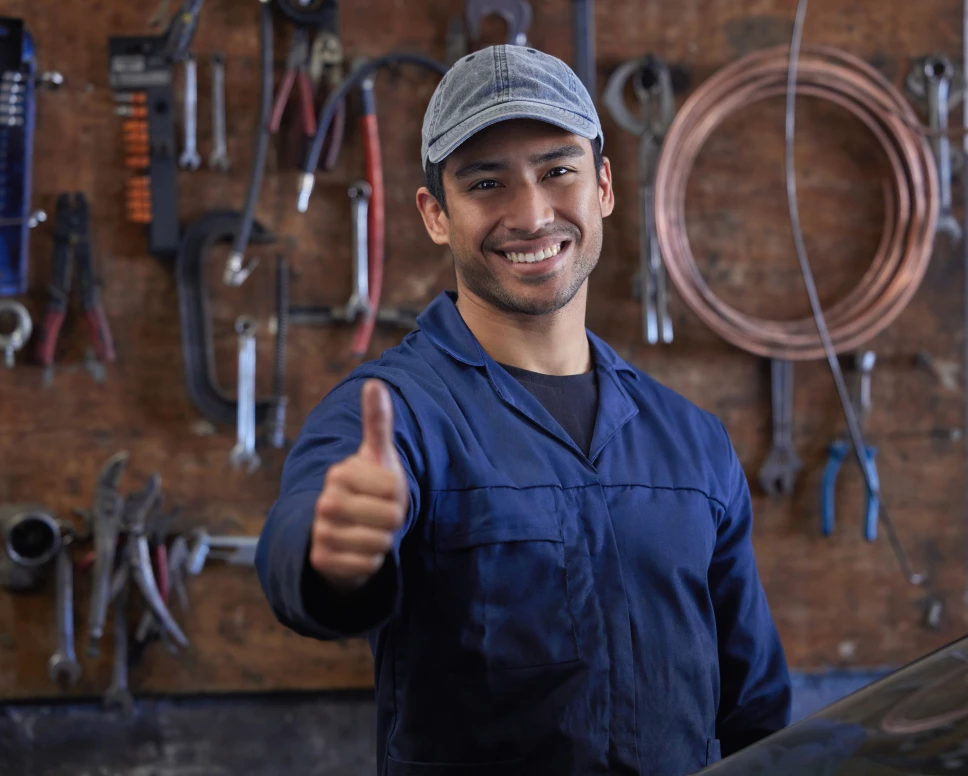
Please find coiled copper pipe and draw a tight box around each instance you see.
[654,43,940,360]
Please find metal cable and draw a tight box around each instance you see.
[654,43,939,361]
[782,0,924,585]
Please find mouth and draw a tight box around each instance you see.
[497,240,569,265]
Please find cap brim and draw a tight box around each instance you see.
[425,99,602,167]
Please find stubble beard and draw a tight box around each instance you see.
[453,222,603,317]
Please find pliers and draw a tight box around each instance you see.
[307,29,346,170]
[270,25,318,137]
[34,192,115,375]
[821,351,880,542]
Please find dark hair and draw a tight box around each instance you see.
[425,135,604,216]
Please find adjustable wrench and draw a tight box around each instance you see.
[604,56,675,344]
[465,0,532,46]
[757,359,802,496]
[230,316,261,472]
[48,531,81,686]
[924,55,962,239]
[345,182,372,324]
[208,53,230,171]
[178,53,202,170]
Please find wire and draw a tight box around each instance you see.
[785,0,924,585]
[962,0,968,610]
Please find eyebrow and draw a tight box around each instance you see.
[451,144,587,180]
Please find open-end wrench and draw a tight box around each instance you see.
[345,181,372,324]
[48,531,81,686]
[757,359,802,496]
[179,53,202,170]
[604,55,675,344]
[230,316,261,473]
[103,582,133,715]
[87,451,130,656]
[208,52,230,172]
[924,55,962,239]
[188,530,259,574]
[0,300,33,368]
[465,0,532,47]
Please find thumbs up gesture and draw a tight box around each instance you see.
[310,379,409,591]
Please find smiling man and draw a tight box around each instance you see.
[256,45,791,776]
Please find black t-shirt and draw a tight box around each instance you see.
[497,362,599,457]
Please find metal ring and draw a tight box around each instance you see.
[0,300,32,355]
[3,511,62,568]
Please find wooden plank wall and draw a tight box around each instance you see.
[0,0,965,701]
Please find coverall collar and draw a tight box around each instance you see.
[416,290,640,462]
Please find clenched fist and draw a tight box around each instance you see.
[310,379,409,592]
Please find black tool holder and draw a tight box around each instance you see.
[107,35,180,259]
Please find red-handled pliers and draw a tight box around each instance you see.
[34,192,115,373]
[270,25,318,137]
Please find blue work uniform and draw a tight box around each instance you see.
[255,290,791,776]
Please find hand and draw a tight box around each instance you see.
[310,379,409,592]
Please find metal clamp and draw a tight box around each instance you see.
[0,300,33,368]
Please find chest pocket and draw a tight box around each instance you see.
[431,487,580,671]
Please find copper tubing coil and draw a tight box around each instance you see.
[653,43,940,360]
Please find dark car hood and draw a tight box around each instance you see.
[695,634,968,775]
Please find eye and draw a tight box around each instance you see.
[545,166,573,179]
[470,179,500,191]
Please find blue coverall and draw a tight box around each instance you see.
[256,289,792,776]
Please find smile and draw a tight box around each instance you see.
[500,241,565,264]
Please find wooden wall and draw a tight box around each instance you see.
[0,0,965,701]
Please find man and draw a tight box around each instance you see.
[255,44,791,776]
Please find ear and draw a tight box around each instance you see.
[416,187,451,246]
[598,156,615,218]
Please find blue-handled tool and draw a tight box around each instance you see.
[820,351,881,542]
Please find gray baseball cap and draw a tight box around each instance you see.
[420,44,604,171]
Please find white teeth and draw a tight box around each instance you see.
[504,242,562,264]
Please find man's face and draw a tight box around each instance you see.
[417,119,614,317]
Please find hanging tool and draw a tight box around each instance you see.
[48,523,81,686]
[572,0,595,99]
[274,0,337,27]
[465,0,532,47]
[821,352,880,542]
[604,54,675,344]
[160,0,205,64]
[757,359,801,496]
[0,17,62,296]
[230,316,261,473]
[0,299,31,367]
[307,29,345,171]
[270,26,317,140]
[178,53,201,170]
[34,192,115,383]
[923,55,961,239]
[177,210,284,427]
[209,52,230,171]
[297,53,448,212]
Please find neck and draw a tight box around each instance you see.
[454,286,592,376]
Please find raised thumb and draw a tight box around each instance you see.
[358,379,398,468]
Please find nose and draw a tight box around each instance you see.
[502,181,554,235]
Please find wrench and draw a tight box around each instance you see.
[48,533,81,686]
[87,451,130,656]
[924,55,962,239]
[572,0,596,99]
[208,52,230,172]
[604,56,675,344]
[465,0,532,46]
[757,359,802,496]
[188,530,259,575]
[103,581,133,715]
[345,182,373,323]
[230,316,261,472]
[0,300,33,368]
[178,53,201,171]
